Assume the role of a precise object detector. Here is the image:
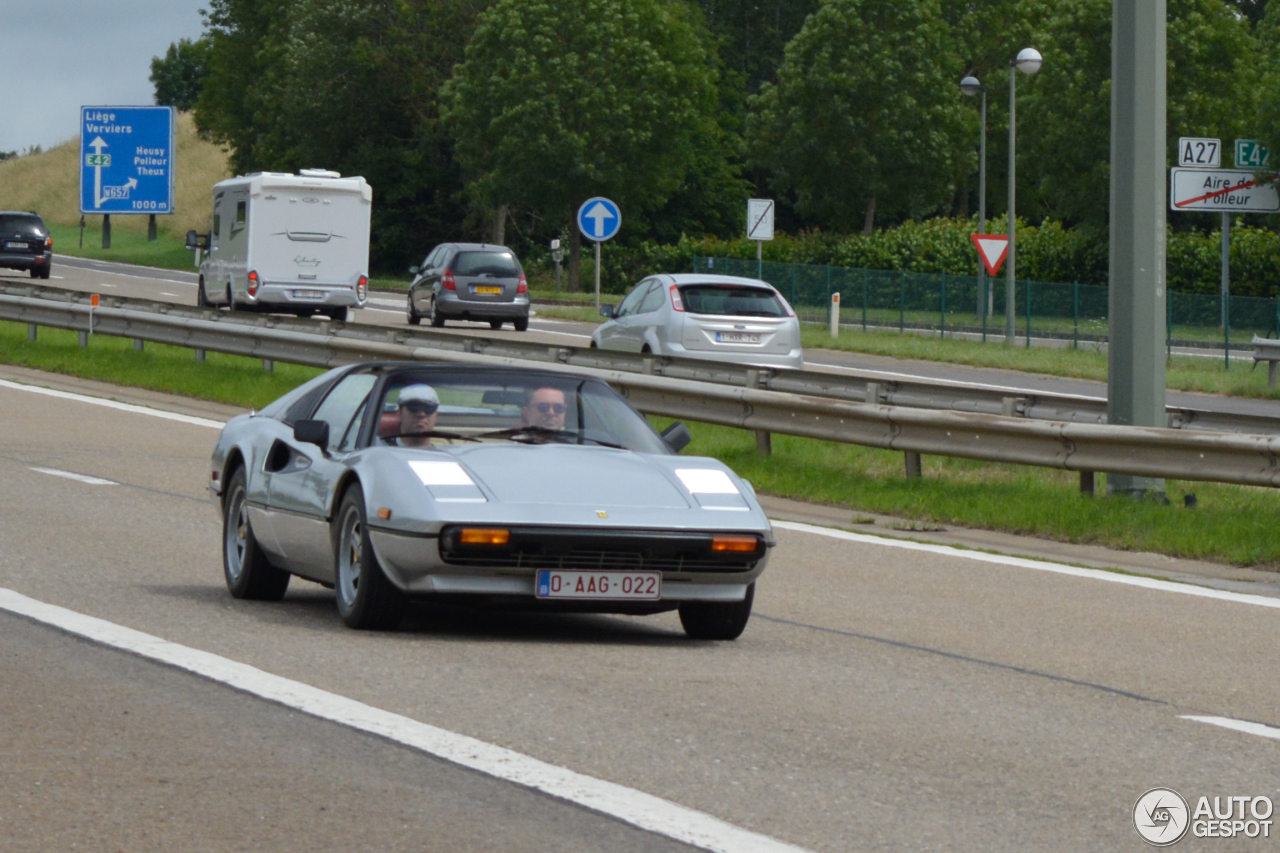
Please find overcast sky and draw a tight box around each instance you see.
[1,1,207,153]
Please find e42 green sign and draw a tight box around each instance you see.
[1235,139,1271,168]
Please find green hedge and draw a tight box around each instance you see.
[531,217,1280,297]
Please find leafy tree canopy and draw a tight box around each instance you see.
[150,37,212,112]
[747,0,972,233]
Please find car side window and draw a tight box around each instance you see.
[616,281,653,318]
[637,282,666,314]
[425,246,444,270]
[310,374,377,450]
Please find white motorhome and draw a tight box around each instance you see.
[196,169,371,321]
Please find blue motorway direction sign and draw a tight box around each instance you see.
[577,197,621,242]
[79,106,176,215]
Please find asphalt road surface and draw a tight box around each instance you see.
[16,253,1280,423]
[3,370,1280,851]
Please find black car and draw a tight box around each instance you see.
[0,211,53,279]
[407,242,530,330]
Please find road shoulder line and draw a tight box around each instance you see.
[772,519,1280,611]
[0,586,810,853]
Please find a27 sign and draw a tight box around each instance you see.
[1178,137,1221,168]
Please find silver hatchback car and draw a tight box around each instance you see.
[592,274,804,369]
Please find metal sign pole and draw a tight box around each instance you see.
[594,241,601,311]
[1106,0,1168,498]
[1223,211,1231,368]
[757,240,762,279]
[1006,64,1017,344]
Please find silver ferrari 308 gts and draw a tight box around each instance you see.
[209,362,773,638]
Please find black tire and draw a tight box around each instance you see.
[407,294,422,326]
[513,316,529,332]
[333,484,406,630]
[226,284,235,312]
[222,468,290,601]
[41,266,51,280]
[327,307,349,323]
[678,582,754,640]
[197,276,210,308]
[29,268,40,279]
[429,297,446,327]
[489,319,504,330]
[589,340,598,349]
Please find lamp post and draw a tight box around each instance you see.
[1006,47,1042,343]
[960,76,987,334]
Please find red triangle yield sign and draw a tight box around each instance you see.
[970,234,1010,276]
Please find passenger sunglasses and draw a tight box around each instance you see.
[401,401,438,415]
[534,402,567,414]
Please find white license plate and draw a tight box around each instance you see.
[292,289,324,299]
[4,241,29,250]
[536,570,661,600]
[715,332,761,343]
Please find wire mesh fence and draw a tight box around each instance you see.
[694,255,1280,355]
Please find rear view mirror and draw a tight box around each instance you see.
[599,304,616,318]
[293,419,330,448]
[660,421,692,453]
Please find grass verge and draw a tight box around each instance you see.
[50,224,197,272]
[2,316,1277,569]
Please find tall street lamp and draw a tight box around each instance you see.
[1006,47,1042,343]
[960,75,987,336]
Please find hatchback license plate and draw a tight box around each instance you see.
[292,289,324,299]
[4,241,29,250]
[715,332,761,343]
[536,570,661,600]
[472,285,503,294]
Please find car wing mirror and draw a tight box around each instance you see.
[409,265,419,275]
[599,304,616,318]
[293,419,330,449]
[660,421,692,453]
[185,230,210,250]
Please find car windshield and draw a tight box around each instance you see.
[372,370,669,453]
[679,285,785,317]
[0,214,45,236]
[453,251,519,277]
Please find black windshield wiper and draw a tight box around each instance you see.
[478,426,625,449]
[382,429,480,443]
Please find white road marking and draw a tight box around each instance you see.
[0,587,811,853]
[358,306,403,315]
[772,520,1280,611]
[50,275,65,280]
[30,467,116,485]
[160,292,179,297]
[0,379,226,429]
[1180,715,1280,741]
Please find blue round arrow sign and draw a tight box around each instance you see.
[577,197,621,242]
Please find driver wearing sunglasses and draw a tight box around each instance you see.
[394,384,446,447]
[520,386,568,431]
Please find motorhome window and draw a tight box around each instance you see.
[235,201,246,225]
[212,214,221,238]
[453,251,519,276]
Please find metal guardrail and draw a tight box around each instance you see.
[4,282,1280,489]
[5,281,1277,436]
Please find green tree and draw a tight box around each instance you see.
[1018,0,1258,228]
[194,0,489,270]
[442,0,728,289]
[150,37,212,111]
[746,0,972,234]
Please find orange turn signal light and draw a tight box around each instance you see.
[711,535,759,553]
[377,508,392,520]
[459,528,510,546]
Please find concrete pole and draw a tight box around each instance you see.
[1106,0,1167,498]
[1006,64,1017,344]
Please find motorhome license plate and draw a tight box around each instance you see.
[4,242,29,250]
[715,332,761,343]
[472,285,503,294]
[292,289,324,300]
[535,570,661,600]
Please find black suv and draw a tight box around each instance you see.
[0,211,52,279]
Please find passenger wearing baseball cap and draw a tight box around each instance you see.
[393,384,445,447]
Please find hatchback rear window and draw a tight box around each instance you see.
[679,285,785,317]
[0,214,45,235]
[453,251,520,276]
